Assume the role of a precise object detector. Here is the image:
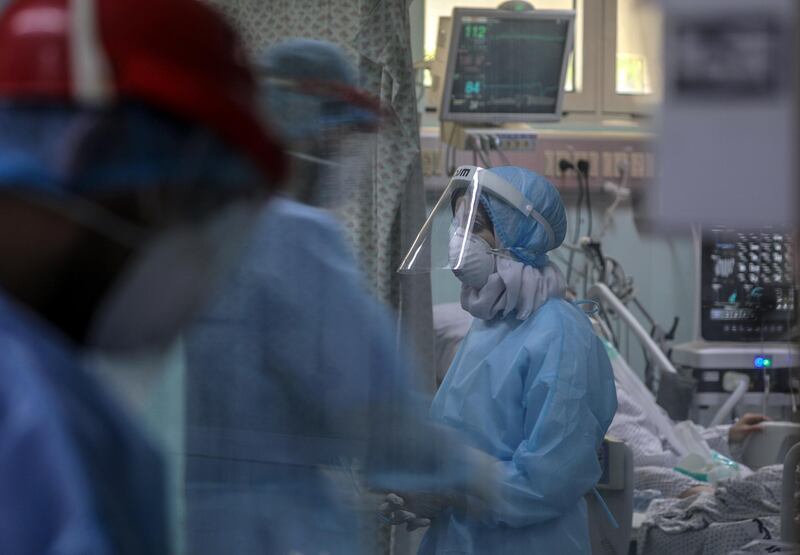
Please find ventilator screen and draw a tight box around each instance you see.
[700,225,796,342]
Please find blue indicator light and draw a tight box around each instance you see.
[754,356,773,369]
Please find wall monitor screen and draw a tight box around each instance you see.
[441,8,574,124]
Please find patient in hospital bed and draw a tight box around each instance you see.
[433,303,793,554]
[605,340,767,498]
[602,342,793,553]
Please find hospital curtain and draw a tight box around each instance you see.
[204,0,436,393]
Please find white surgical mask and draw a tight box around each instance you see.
[449,229,496,289]
[87,201,260,353]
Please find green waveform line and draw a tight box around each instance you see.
[484,83,561,96]
[486,83,558,89]
[488,34,565,42]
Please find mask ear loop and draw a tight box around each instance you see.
[18,190,147,249]
[487,247,516,261]
[287,150,343,167]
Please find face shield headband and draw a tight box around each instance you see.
[398,166,556,274]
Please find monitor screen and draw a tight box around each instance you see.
[700,225,796,342]
[441,8,574,124]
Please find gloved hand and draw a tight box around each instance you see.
[401,491,454,520]
[379,493,431,531]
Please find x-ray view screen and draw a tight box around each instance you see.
[442,9,573,123]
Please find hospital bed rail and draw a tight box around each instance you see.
[782,441,800,544]
[588,283,678,376]
[587,282,746,426]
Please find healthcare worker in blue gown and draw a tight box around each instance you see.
[184,40,495,555]
[402,165,618,554]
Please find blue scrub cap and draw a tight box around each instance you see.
[480,166,567,268]
[0,102,263,196]
[259,39,378,142]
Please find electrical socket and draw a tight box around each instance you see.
[421,150,441,176]
[613,151,630,178]
[543,150,556,176]
[555,150,573,172]
[602,152,615,178]
[588,151,600,177]
[574,151,590,176]
[630,152,646,178]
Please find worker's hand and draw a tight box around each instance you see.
[729,413,771,443]
[379,494,431,532]
[402,491,454,520]
[678,485,714,499]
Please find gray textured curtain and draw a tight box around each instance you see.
[205,0,434,391]
[197,2,434,553]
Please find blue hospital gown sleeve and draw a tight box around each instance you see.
[213,199,482,495]
[482,306,617,527]
[0,345,111,554]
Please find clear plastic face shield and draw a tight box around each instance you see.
[84,194,264,354]
[398,165,555,275]
[21,182,266,355]
[295,127,376,211]
[260,75,379,211]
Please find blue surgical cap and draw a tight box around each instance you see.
[0,101,262,196]
[259,39,378,142]
[480,166,567,268]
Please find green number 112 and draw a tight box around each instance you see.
[465,24,487,39]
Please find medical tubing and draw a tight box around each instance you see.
[577,159,592,237]
[709,377,749,427]
[487,148,497,168]
[573,299,600,315]
[552,250,589,282]
[592,488,619,529]
[601,308,620,348]
[447,124,458,175]
[631,297,657,328]
[585,181,592,238]
[477,146,491,168]
[562,161,582,287]
[446,142,454,175]
[497,148,511,166]
[584,176,592,238]
[582,258,590,298]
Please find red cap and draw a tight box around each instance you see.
[0,0,285,184]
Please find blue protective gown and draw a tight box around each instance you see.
[420,298,617,554]
[185,198,468,555]
[0,293,167,554]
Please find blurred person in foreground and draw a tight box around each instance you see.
[259,38,379,210]
[184,39,496,555]
[0,0,284,552]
